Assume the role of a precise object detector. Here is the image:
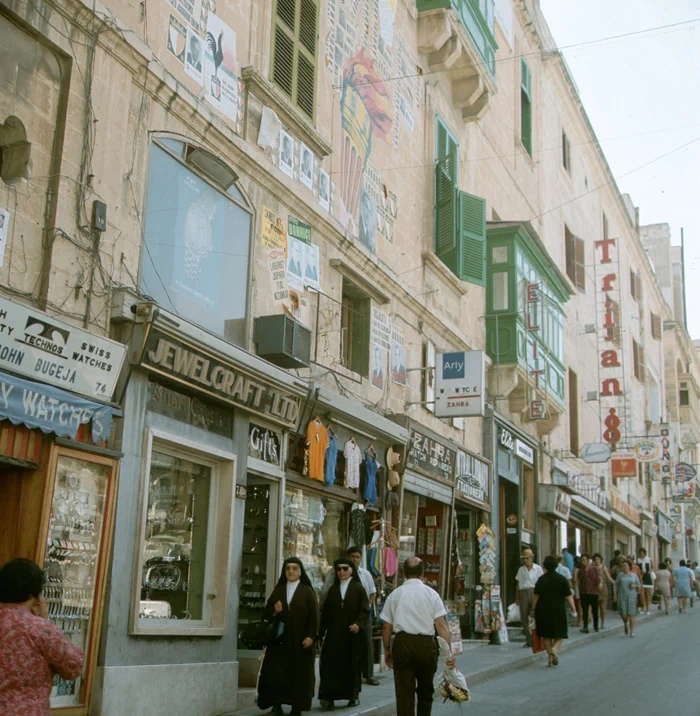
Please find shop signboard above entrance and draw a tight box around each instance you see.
[407,429,456,482]
[515,440,534,465]
[455,449,490,505]
[0,295,126,401]
[539,485,571,521]
[141,328,301,428]
[434,350,485,418]
[610,493,641,525]
[611,456,637,479]
[248,423,282,466]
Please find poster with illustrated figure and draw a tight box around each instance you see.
[318,168,330,211]
[371,343,386,391]
[279,129,295,179]
[391,327,406,386]
[287,237,320,293]
[203,14,238,121]
[300,143,314,190]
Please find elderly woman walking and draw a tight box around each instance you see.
[673,560,695,614]
[257,557,318,716]
[0,558,84,716]
[654,560,673,615]
[533,556,577,667]
[615,559,641,637]
[318,557,369,710]
[592,553,615,629]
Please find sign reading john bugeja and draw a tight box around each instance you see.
[141,329,300,428]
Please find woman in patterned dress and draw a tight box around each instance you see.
[593,553,615,629]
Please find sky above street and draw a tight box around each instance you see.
[539,0,700,338]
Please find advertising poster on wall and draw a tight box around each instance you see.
[318,169,330,211]
[167,14,187,63]
[279,129,294,179]
[287,237,320,293]
[184,28,204,85]
[391,327,406,385]
[203,14,238,121]
[261,206,288,304]
[370,343,386,391]
[371,307,391,352]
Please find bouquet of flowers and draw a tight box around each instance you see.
[437,637,470,704]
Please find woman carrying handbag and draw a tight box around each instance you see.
[257,558,318,716]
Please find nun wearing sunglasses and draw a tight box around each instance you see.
[318,557,370,710]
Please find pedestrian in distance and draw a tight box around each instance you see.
[318,557,369,710]
[381,556,456,716]
[654,560,673,615]
[533,556,577,668]
[672,560,695,614]
[346,546,380,686]
[593,553,615,629]
[562,547,575,575]
[555,556,573,588]
[257,557,318,716]
[609,549,621,573]
[577,553,602,633]
[0,558,85,716]
[572,556,583,626]
[693,562,700,601]
[515,549,544,648]
[637,548,654,615]
[615,558,641,637]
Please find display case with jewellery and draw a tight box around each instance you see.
[41,447,120,715]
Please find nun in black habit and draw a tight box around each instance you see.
[318,557,370,710]
[257,557,318,715]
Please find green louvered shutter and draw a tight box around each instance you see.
[271,0,318,121]
[520,57,533,156]
[435,143,458,271]
[458,191,486,285]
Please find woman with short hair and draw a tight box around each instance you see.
[615,559,641,637]
[257,557,318,716]
[533,556,576,667]
[592,553,615,629]
[0,558,84,715]
[673,560,695,614]
[318,558,369,710]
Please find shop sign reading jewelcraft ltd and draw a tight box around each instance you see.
[141,329,301,428]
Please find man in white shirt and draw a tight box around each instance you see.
[381,557,455,716]
[347,546,379,685]
[515,548,544,648]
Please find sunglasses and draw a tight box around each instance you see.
[336,566,351,572]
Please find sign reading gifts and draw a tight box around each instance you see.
[0,295,125,401]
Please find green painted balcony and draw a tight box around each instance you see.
[417,0,498,122]
[485,222,574,435]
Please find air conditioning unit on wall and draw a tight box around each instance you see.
[254,314,311,369]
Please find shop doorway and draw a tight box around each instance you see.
[499,481,520,607]
[452,507,478,637]
[237,475,279,650]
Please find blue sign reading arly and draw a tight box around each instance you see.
[441,352,465,380]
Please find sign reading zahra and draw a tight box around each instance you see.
[0,295,126,401]
[434,351,485,418]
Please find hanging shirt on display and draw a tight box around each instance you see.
[306,418,329,482]
[363,451,378,506]
[325,432,339,486]
[350,505,368,549]
[344,440,362,488]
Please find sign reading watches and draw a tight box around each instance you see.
[142,330,300,428]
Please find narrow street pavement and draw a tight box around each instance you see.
[435,609,700,716]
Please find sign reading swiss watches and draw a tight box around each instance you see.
[0,295,126,401]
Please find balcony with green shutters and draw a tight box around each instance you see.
[417,0,498,121]
[485,222,574,435]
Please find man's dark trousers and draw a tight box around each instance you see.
[581,594,599,630]
[392,632,438,716]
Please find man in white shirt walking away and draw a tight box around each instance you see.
[380,557,455,716]
[347,546,380,685]
[515,548,544,648]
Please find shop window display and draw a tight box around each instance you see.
[283,488,349,592]
[140,450,212,621]
[399,493,445,591]
[43,456,111,706]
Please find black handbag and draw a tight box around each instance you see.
[239,617,285,650]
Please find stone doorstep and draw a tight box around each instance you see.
[223,611,664,716]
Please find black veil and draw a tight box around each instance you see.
[332,557,361,586]
[274,557,314,591]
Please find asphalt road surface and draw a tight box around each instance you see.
[434,607,700,716]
